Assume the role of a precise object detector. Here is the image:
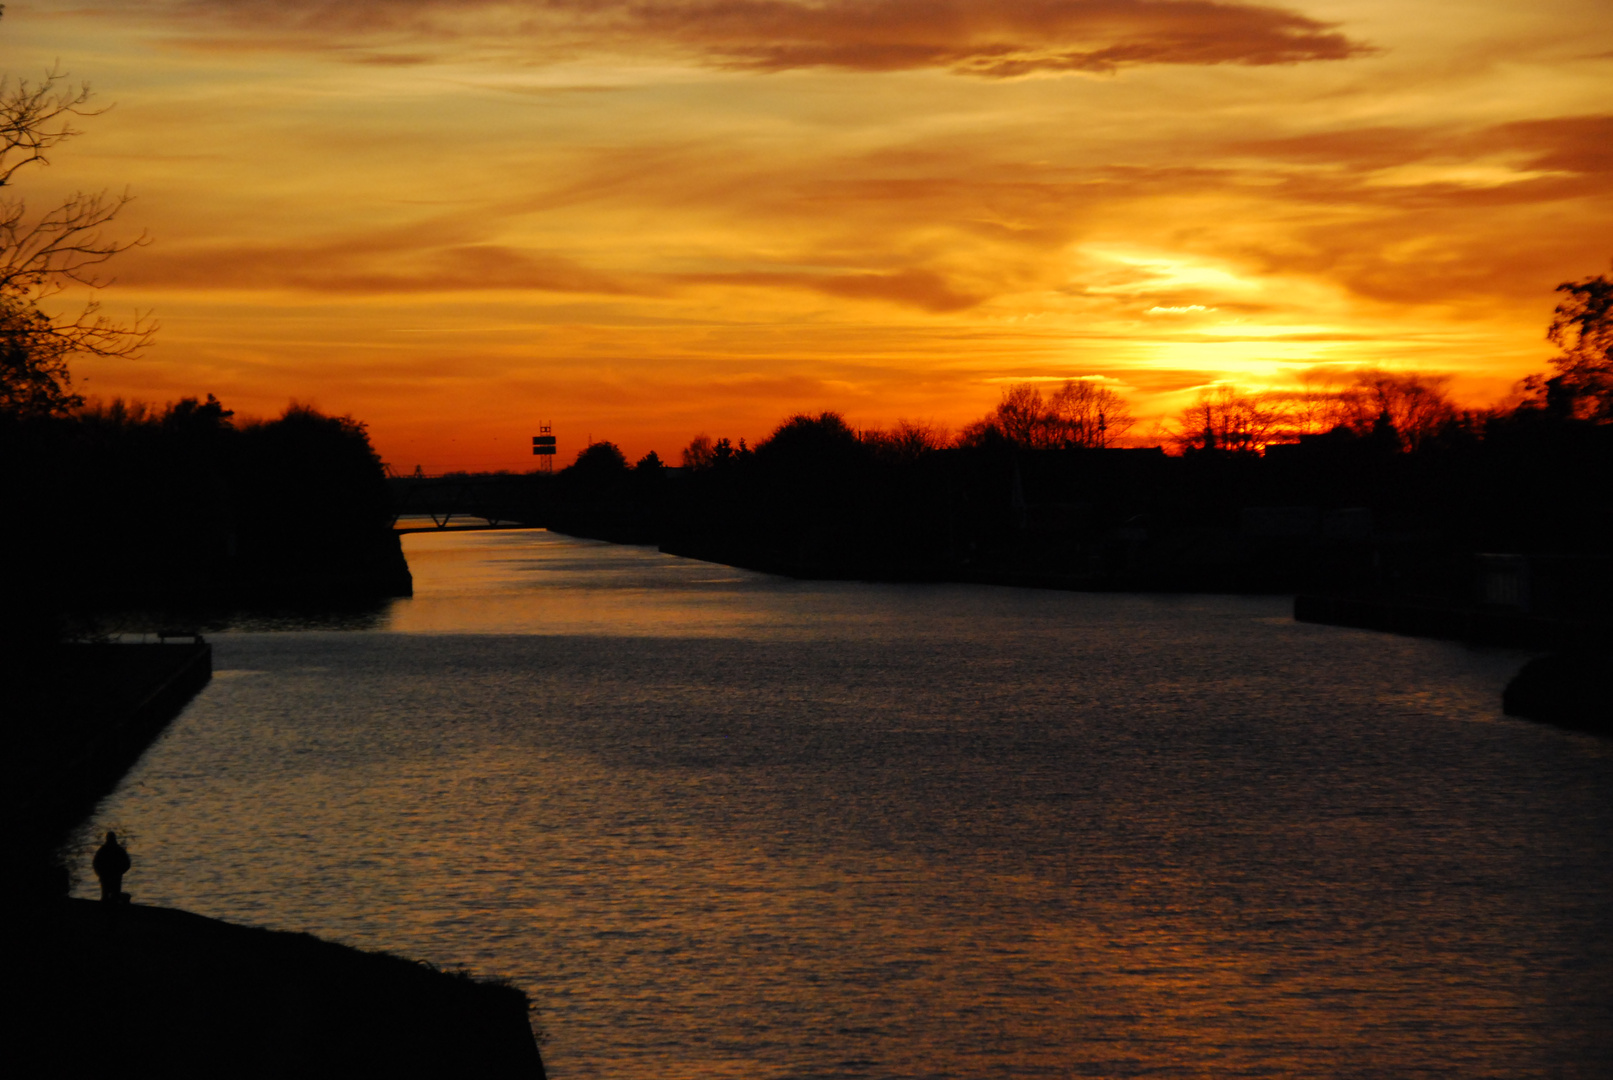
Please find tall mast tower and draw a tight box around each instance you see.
[532,424,556,473]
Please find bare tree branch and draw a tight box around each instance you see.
[0,67,100,188]
[1170,385,1287,454]
[0,51,152,416]
[0,190,149,296]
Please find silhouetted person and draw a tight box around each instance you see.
[92,831,130,903]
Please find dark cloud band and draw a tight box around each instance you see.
[168,0,1371,74]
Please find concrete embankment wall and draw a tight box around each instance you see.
[8,642,213,857]
[1293,594,1603,650]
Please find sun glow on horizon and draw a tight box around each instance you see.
[4,0,1606,468]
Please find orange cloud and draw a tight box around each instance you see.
[170,0,1371,74]
[1229,114,1613,196]
[121,235,650,295]
[1491,115,1613,176]
[121,225,984,311]
[682,268,982,311]
[20,0,1604,472]
[621,0,1371,74]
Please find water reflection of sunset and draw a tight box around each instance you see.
[4,0,1607,468]
[75,532,1613,1076]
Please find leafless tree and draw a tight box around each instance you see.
[1048,379,1134,448]
[681,433,716,469]
[863,417,951,461]
[1349,370,1456,450]
[0,58,152,416]
[993,383,1054,448]
[1284,368,1355,436]
[1277,367,1458,449]
[960,379,1137,450]
[1171,385,1288,454]
[888,417,950,455]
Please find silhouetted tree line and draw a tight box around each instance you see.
[624,405,1607,602]
[537,271,1613,613]
[1,396,411,639]
[535,440,669,543]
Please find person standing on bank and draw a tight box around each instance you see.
[93,831,131,903]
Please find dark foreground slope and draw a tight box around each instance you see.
[3,645,546,1077]
[9,899,545,1078]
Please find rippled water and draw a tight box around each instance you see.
[74,530,1613,1077]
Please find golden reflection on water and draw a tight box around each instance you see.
[72,530,1613,1077]
[385,530,790,638]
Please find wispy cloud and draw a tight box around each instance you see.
[122,234,652,295]
[167,0,1372,74]
[42,0,1608,467]
[1233,114,1613,182]
[682,268,983,311]
[121,225,984,311]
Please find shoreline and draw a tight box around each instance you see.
[10,898,545,1077]
[1293,593,1606,650]
[9,641,214,863]
[10,640,548,1076]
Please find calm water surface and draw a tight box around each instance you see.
[74,530,1613,1077]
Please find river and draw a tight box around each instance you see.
[72,528,1613,1077]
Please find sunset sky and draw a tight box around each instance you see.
[5,0,1610,470]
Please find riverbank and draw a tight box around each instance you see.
[3,402,413,622]
[7,640,549,1075]
[8,642,214,867]
[9,898,544,1077]
[1292,593,1606,649]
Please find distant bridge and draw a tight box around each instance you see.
[388,473,552,532]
